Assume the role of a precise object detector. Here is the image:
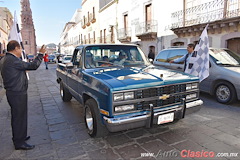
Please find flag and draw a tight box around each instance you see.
[9,11,27,62]
[9,11,29,79]
[185,24,209,82]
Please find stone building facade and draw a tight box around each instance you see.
[170,0,240,55]
[0,7,12,54]
[20,0,37,55]
[60,0,240,56]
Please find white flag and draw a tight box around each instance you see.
[9,11,29,79]
[8,11,27,62]
[185,24,209,82]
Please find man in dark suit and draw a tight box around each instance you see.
[0,40,46,150]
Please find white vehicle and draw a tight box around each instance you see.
[62,56,72,63]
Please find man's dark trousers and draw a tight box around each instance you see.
[6,91,28,148]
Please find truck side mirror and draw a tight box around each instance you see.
[149,58,153,64]
[66,62,74,69]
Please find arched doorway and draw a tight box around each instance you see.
[227,38,240,55]
[148,46,155,59]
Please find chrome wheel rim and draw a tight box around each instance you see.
[85,106,93,132]
[216,85,230,101]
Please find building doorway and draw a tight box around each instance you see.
[227,38,240,55]
[173,42,184,47]
[148,46,155,60]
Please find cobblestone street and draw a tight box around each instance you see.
[0,63,240,160]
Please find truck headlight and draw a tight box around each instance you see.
[113,92,134,101]
[186,83,198,90]
[124,92,134,100]
[115,105,134,112]
[186,84,192,90]
[191,83,198,89]
[113,93,123,101]
[186,93,197,100]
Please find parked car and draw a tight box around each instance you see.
[153,48,240,104]
[61,55,72,63]
[56,44,203,137]
[48,54,56,63]
[27,55,34,62]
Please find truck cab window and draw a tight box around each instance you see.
[72,49,82,67]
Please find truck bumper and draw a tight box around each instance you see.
[103,99,203,132]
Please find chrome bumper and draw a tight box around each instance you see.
[186,99,203,108]
[103,105,182,125]
[103,99,203,132]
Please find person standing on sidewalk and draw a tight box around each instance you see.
[0,49,6,87]
[43,53,49,69]
[0,40,46,150]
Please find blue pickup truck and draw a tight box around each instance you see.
[56,44,203,137]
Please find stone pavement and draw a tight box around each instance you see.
[0,63,240,160]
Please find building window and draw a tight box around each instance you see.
[124,14,128,35]
[110,26,114,43]
[100,30,102,43]
[25,41,28,45]
[93,31,95,43]
[145,3,152,30]
[104,29,106,43]
[88,33,90,44]
[88,12,90,22]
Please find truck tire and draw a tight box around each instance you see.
[60,82,72,102]
[215,81,236,104]
[84,99,108,137]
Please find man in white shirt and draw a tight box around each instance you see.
[169,43,195,71]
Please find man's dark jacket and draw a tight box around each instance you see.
[0,53,43,95]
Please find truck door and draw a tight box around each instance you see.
[67,48,83,102]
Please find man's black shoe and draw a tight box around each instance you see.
[15,142,35,150]
[25,136,30,141]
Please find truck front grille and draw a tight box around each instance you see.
[135,84,186,99]
[135,95,183,110]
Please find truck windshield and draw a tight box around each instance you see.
[84,45,150,68]
[210,49,240,66]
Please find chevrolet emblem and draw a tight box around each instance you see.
[159,94,170,100]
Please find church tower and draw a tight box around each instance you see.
[20,0,36,55]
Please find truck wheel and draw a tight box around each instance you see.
[215,81,236,104]
[84,99,108,137]
[60,82,72,102]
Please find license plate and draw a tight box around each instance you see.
[157,112,174,124]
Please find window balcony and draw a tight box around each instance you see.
[135,20,158,41]
[82,24,86,29]
[170,0,240,36]
[171,0,240,29]
[90,13,96,23]
[118,28,132,43]
[86,21,90,26]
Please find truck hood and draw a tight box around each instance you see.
[87,65,199,91]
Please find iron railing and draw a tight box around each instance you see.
[171,0,240,29]
[135,20,158,35]
[118,28,132,39]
